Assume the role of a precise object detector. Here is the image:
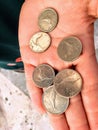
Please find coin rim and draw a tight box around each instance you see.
[42,86,69,114]
[38,7,59,32]
[57,36,83,62]
[29,32,51,53]
[32,64,55,88]
[54,69,83,98]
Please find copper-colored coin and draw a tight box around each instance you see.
[38,8,58,32]
[29,32,51,53]
[57,36,82,62]
[54,69,82,98]
[42,86,69,114]
[33,64,55,88]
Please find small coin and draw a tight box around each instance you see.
[38,8,58,32]
[33,64,55,88]
[54,69,82,98]
[42,86,69,114]
[57,36,82,62]
[29,32,51,53]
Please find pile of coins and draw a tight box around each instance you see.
[33,64,82,114]
[29,7,83,114]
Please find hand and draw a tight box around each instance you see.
[19,0,98,130]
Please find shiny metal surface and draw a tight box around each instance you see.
[30,32,51,53]
[54,69,82,98]
[33,64,55,88]
[57,36,82,62]
[42,86,69,114]
[38,8,58,32]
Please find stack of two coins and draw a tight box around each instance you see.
[33,64,82,114]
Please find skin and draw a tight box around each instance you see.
[19,0,98,130]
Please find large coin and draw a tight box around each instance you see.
[42,86,69,114]
[57,36,82,62]
[33,64,55,88]
[29,32,51,53]
[38,8,58,32]
[54,69,82,98]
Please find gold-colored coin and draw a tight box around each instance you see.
[54,69,82,98]
[29,32,51,53]
[38,8,58,32]
[42,86,69,114]
[57,36,82,62]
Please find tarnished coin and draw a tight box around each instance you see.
[57,36,82,62]
[33,64,55,88]
[42,86,69,114]
[54,69,82,98]
[29,32,51,53]
[38,8,58,32]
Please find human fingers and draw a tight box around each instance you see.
[48,113,69,130]
[24,63,46,114]
[65,94,90,130]
[77,54,98,130]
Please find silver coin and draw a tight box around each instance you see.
[38,8,58,32]
[29,32,51,53]
[57,36,82,62]
[33,64,55,88]
[54,69,82,98]
[42,86,69,114]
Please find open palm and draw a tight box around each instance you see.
[19,0,98,130]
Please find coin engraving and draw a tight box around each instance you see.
[57,36,82,62]
[54,69,82,98]
[33,64,55,88]
[42,86,69,114]
[30,32,51,53]
[38,8,58,32]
